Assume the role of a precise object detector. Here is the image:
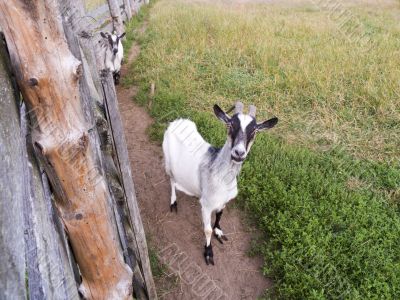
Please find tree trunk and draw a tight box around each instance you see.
[107,0,125,35]
[0,1,133,299]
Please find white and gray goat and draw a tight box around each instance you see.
[100,31,126,84]
[162,102,278,265]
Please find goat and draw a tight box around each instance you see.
[162,101,278,265]
[100,31,126,85]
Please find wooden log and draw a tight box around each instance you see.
[123,0,133,20]
[0,1,133,299]
[21,103,80,300]
[130,0,143,15]
[107,0,125,35]
[101,71,158,300]
[0,36,26,300]
[59,2,150,298]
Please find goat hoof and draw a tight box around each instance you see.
[204,245,214,265]
[205,256,214,265]
[214,228,228,244]
[170,202,178,213]
[214,234,228,244]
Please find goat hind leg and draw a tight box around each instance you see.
[169,178,178,213]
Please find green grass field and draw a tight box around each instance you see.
[124,0,400,298]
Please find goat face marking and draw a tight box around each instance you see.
[213,104,278,164]
[101,31,126,55]
[229,114,256,163]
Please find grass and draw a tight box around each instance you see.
[147,238,179,298]
[122,2,154,59]
[124,0,400,298]
[148,243,168,279]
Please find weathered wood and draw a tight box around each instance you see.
[86,4,113,33]
[21,104,80,300]
[107,0,125,35]
[40,165,81,298]
[122,0,133,20]
[0,37,27,300]
[60,2,151,299]
[130,0,143,15]
[0,1,133,299]
[101,72,158,300]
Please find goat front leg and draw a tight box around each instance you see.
[202,206,214,265]
[213,210,228,244]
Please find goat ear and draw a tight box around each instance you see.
[213,104,230,124]
[256,117,278,131]
[119,32,126,39]
[100,32,107,38]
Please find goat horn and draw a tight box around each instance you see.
[225,105,235,114]
[235,101,244,114]
[249,105,256,117]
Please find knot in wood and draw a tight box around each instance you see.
[79,31,92,39]
[79,132,89,150]
[28,77,38,86]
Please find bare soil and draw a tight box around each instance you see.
[116,33,271,300]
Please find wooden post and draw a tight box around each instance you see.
[59,0,153,298]
[0,1,132,299]
[21,103,80,300]
[130,0,143,15]
[107,0,125,35]
[0,36,26,300]
[123,0,133,20]
[101,72,158,300]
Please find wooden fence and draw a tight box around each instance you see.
[0,0,155,299]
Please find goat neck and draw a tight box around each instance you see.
[210,139,242,176]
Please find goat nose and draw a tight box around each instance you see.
[234,149,245,157]
[113,49,118,55]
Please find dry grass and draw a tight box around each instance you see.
[134,0,400,162]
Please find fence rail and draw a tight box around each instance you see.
[0,0,155,299]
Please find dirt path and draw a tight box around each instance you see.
[116,29,271,300]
